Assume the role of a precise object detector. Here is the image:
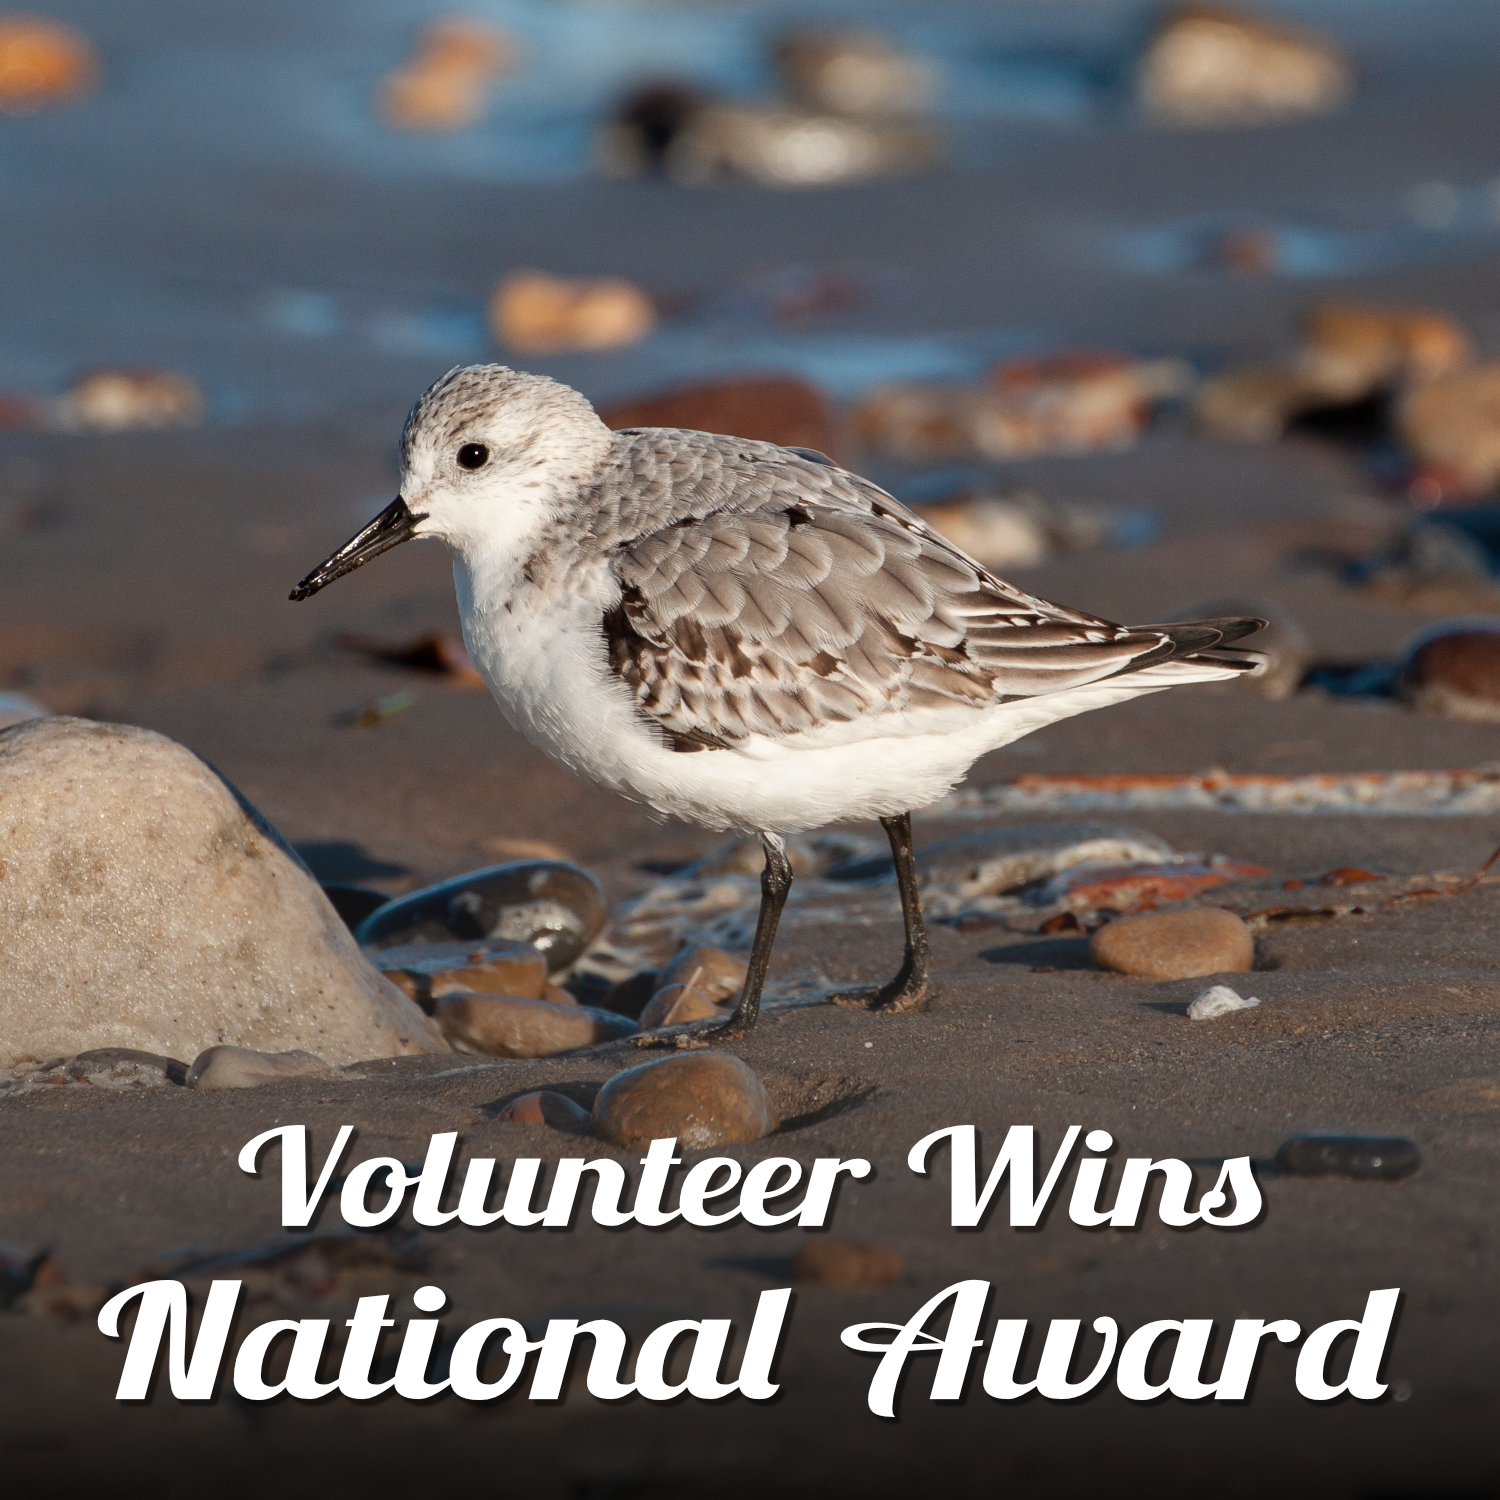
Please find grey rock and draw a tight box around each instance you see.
[355,860,606,972]
[0,717,446,1069]
[187,1046,335,1091]
[65,1049,188,1086]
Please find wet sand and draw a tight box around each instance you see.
[3,1,1500,1491]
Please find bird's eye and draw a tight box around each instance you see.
[457,443,489,471]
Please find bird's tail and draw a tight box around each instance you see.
[1124,615,1268,679]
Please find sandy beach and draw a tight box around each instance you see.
[2,1,1499,1492]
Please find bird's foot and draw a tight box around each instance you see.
[630,1017,754,1050]
[828,973,930,1014]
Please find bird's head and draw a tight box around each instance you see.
[290,364,612,601]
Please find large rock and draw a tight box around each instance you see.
[1090,907,1254,980]
[0,718,446,1069]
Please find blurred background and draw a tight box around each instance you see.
[4,0,1500,880]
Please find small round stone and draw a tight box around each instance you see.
[434,995,636,1058]
[496,1090,592,1129]
[1275,1134,1421,1181]
[1089,908,1254,980]
[186,1047,333,1091]
[654,946,748,1007]
[792,1238,904,1288]
[592,1054,775,1149]
[637,983,724,1031]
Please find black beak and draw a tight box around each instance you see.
[289,497,425,601]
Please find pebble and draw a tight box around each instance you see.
[855,356,1186,462]
[1090,908,1255,980]
[495,1090,592,1129]
[378,18,514,131]
[1300,304,1471,400]
[434,994,636,1058]
[667,104,939,189]
[637,983,725,1031]
[355,860,607,972]
[186,1046,334,1092]
[0,717,444,1071]
[792,1238,905,1288]
[1275,1134,1421,1181]
[1398,363,1500,497]
[1402,626,1500,723]
[602,376,840,465]
[1187,984,1261,1020]
[0,16,98,115]
[775,30,934,118]
[64,1048,188,1087]
[1193,365,1325,444]
[53,369,204,432]
[592,1054,775,1149]
[654,946,748,1008]
[490,270,655,355]
[1137,5,1353,128]
[371,938,550,1007]
[919,496,1050,569]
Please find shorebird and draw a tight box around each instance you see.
[292,365,1263,1044]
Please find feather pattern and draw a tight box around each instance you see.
[521,429,1256,752]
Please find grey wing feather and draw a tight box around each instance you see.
[595,432,1257,749]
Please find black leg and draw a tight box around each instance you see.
[830,811,931,1013]
[632,831,793,1048]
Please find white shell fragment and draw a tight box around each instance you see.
[1187,985,1262,1021]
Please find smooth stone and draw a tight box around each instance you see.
[489,271,654,356]
[592,1054,775,1149]
[1397,362,1500,495]
[1137,6,1352,128]
[433,994,636,1058]
[355,860,607,972]
[0,17,99,115]
[602,377,842,466]
[377,18,514,132]
[186,1046,334,1092]
[1402,626,1500,723]
[495,1090,592,1129]
[0,717,445,1069]
[54,369,203,432]
[1090,908,1254,980]
[64,1048,187,1087]
[776,30,933,118]
[321,882,390,931]
[371,939,549,1007]
[655,946,748,1007]
[1275,1135,1422,1182]
[792,1238,905,1288]
[637,983,724,1031]
[1187,985,1261,1020]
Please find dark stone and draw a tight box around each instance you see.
[321,882,390,931]
[354,860,607,972]
[1275,1134,1422,1181]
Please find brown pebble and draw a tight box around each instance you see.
[543,982,579,1005]
[592,1054,774,1149]
[373,938,549,1006]
[186,1047,334,1091]
[1404,630,1500,722]
[637,982,723,1030]
[792,1238,905,1288]
[496,1090,592,1129]
[1089,908,1253,980]
[655,945,748,1007]
[434,994,636,1058]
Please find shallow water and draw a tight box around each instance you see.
[3,0,1499,423]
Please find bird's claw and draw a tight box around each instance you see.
[828,979,930,1014]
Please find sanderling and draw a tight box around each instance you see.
[292,364,1263,1043]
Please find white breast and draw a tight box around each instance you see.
[454,554,1237,833]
